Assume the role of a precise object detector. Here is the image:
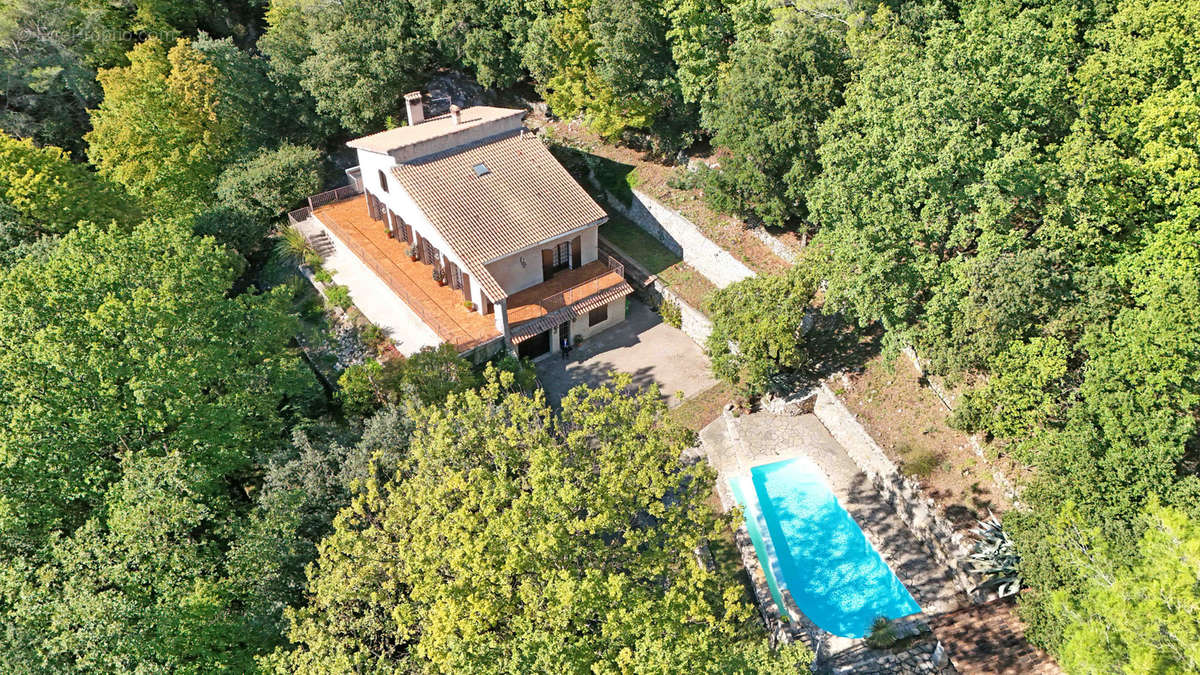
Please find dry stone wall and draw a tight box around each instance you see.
[813,382,977,599]
[589,176,756,288]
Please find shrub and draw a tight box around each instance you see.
[865,617,898,649]
[275,225,315,264]
[314,268,333,284]
[325,284,352,309]
[337,360,383,417]
[360,323,389,351]
[900,447,940,479]
[658,299,682,328]
[490,355,539,393]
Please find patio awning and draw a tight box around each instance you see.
[510,282,633,344]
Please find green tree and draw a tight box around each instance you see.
[525,0,696,154]
[337,344,482,415]
[0,0,132,154]
[703,11,849,226]
[0,219,321,670]
[268,373,810,672]
[86,36,280,218]
[411,0,531,88]
[1041,504,1200,674]
[0,135,138,237]
[0,220,309,550]
[706,268,816,396]
[297,0,430,134]
[807,1,1082,358]
[216,143,324,223]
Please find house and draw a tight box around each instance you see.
[301,92,632,360]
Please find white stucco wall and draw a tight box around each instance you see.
[485,226,601,296]
[542,296,627,354]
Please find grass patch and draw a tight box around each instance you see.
[600,215,680,275]
[600,214,718,312]
[669,381,734,432]
[897,443,941,479]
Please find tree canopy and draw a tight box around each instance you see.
[268,373,811,672]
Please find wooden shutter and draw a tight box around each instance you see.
[461,273,471,302]
[571,236,582,268]
[541,249,554,280]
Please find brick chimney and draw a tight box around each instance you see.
[404,91,424,126]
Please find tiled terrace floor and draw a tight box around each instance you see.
[507,261,628,326]
[313,196,499,351]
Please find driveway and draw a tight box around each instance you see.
[536,299,717,407]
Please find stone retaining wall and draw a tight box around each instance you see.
[812,382,977,600]
[589,175,756,288]
[598,236,713,348]
[749,225,801,264]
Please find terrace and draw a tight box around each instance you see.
[507,257,630,343]
[308,195,500,352]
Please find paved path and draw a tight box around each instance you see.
[535,300,716,406]
[296,217,442,355]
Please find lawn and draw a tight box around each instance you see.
[600,215,717,312]
[669,381,734,432]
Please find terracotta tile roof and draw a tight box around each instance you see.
[391,130,608,299]
[346,106,525,154]
[929,597,1062,675]
[510,282,633,343]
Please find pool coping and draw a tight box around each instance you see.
[704,395,971,665]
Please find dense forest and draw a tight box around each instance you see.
[2,0,1199,672]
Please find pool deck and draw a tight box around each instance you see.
[700,401,967,657]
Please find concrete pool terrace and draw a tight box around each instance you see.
[700,395,967,656]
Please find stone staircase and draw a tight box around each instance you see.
[309,231,336,258]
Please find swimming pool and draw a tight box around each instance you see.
[729,457,919,638]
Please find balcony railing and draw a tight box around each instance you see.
[537,255,625,313]
[287,174,364,226]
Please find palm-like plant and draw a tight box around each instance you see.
[275,225,316,264]
[968,512,1021,597]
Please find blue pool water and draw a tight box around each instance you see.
[730,458,919,638]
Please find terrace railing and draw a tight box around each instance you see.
[314,206,495,352]
[538,254,625,314]
[308,183,362,210]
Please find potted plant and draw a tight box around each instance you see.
[407,244,419,262]
[432,267,445,286]
[463,301,476,312]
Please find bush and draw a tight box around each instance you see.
[314,268,333,284]
[337,345,482,416]
[490,355,539,393]
[360,323,389,351]
[275,225,315,264]
[325,284,352,309]
[337,360,383,417]
[900,447,940,479]
[216,143,324,222]
[865,617,898,649]
[658,299,682,328]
